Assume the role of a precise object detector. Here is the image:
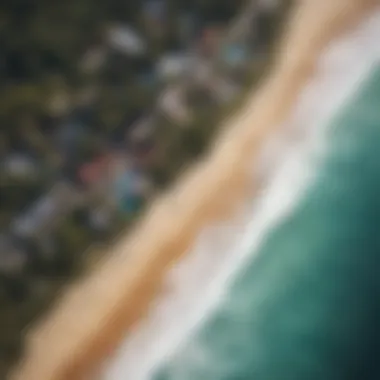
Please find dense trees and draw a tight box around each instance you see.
[0,0,288,377]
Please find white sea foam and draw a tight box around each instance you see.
[102,8,380,380]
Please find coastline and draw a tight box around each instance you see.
[11,1,377,379]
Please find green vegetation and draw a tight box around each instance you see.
[0,0,291,377]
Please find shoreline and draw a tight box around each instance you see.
[11,1,377,379]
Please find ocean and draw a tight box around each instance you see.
[152,64,380,380]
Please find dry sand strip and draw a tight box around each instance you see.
[11,1,377,379]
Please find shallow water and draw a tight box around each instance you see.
[151,64,380,380]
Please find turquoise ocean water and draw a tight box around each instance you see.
[151,65,380,380]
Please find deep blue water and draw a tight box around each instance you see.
[152,65,380,380]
